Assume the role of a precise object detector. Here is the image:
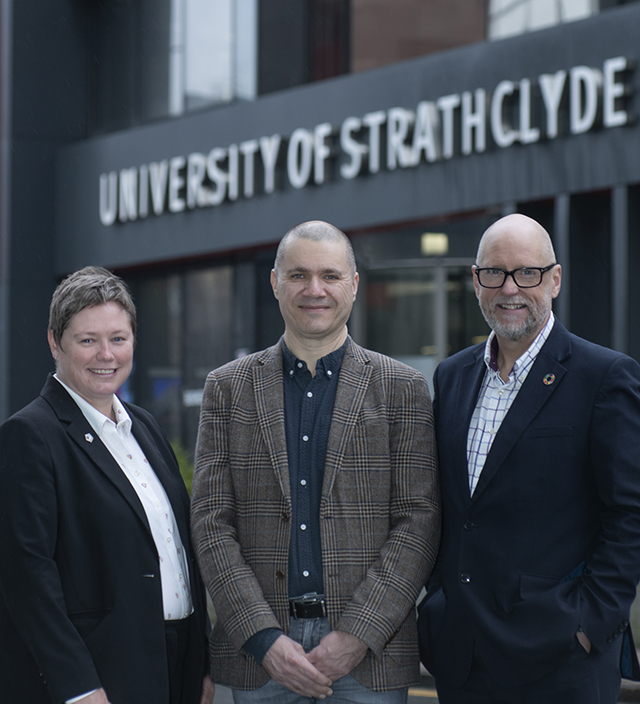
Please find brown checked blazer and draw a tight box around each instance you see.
[191,337,441,691]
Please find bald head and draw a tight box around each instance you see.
[274,220,356,277]
[476,214,556,267]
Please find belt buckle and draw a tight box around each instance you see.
[290,592,327,619]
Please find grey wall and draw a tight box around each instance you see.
[6,0,90,415]
[56,5,640,274]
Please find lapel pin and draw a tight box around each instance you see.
[543,373,555,386]
[84,433,94,443]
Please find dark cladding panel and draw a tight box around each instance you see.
[569,191,612,348]
[257,0,311,94]
[9,0,90,414]
[627,184,640,361]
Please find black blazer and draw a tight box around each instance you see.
[418,321,640,688]
[0,374,208,704]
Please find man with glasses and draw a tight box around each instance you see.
[418,213,640,703]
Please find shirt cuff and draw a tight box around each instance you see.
[243,628,283,666]
[66,690,99,703]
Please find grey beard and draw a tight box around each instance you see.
[480,300,550,342]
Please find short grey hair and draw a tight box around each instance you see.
[49,266,136,347]
[273,220,357,276]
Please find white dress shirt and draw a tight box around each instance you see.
[466,312,555,495]
[53,377,194,701]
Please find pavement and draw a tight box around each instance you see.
[212,673,640,702]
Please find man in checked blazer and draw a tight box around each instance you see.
[418,214,640,704]
[191,220,441,702]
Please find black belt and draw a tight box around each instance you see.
[289,593,327,619]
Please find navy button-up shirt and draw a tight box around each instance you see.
[242,339,346,665]
[283,339,346,599]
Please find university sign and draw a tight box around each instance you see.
[99,56,633,227]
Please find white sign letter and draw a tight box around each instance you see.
[519,78,540,144]
[461,89,486,155]
[387,108,415,169]
[287,129,314,189]
[118,167,137,222]
[491,80,518,148]
[186,153,207,208]
[260,135,282,194]
[340,117,365,179]
[539,70,567,139]
[437,94,461,159]
[412,101,440,164]
[603,56,629,128]
[149,160,169,215]
[314,122,333,185]
[99,172,118,226]
[168,156,186,212]
[570,66,601,134]
[240,139,259,198]
[362,110,386,173]
[206,148,228,206]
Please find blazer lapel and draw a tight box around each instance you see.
[322,339,373,499]
[252,342,291,501]
[452,350,488,502]
[42,375,152,533]
[471,323,571,501]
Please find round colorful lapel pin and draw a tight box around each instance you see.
[543,373,556,386]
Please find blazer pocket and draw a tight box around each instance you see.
[522,426,574,439]
[520,573,561,598]
[68,608,111,639]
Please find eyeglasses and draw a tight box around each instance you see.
[474,264,557,289]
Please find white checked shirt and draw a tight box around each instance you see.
[467,313,555,495]
[54,376,193,620]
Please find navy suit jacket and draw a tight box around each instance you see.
[418,321,640,688]
[0,375,208,704]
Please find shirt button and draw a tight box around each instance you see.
[327,370,332,376]
[297,362,303,368]
[307,392,313,398]
[303,571,310,577]
[300,479,307,486]
[302,435,309,442]
[300,524,307,530]
[289,369,294,376]
[489,429,497,435]
[498,389,504,396]
[167,537,172,543]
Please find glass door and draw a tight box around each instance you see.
[365,261,488,389]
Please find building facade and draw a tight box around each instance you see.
[1,0,639,460]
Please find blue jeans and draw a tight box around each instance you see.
[232,617,408,704]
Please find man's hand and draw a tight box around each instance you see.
[199,675,215,704]
[262,634,333,698]
[307,630,368,682]
[75,689,111,704]
[576,630,592,654]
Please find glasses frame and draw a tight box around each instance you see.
[474,263,558,289]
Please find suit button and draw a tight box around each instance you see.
[607,636,615,643]
[623,620,630,628]
[281,512,290,522]
[464,521,475,530]
[276,571,285,580]
[460,573,471,584]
